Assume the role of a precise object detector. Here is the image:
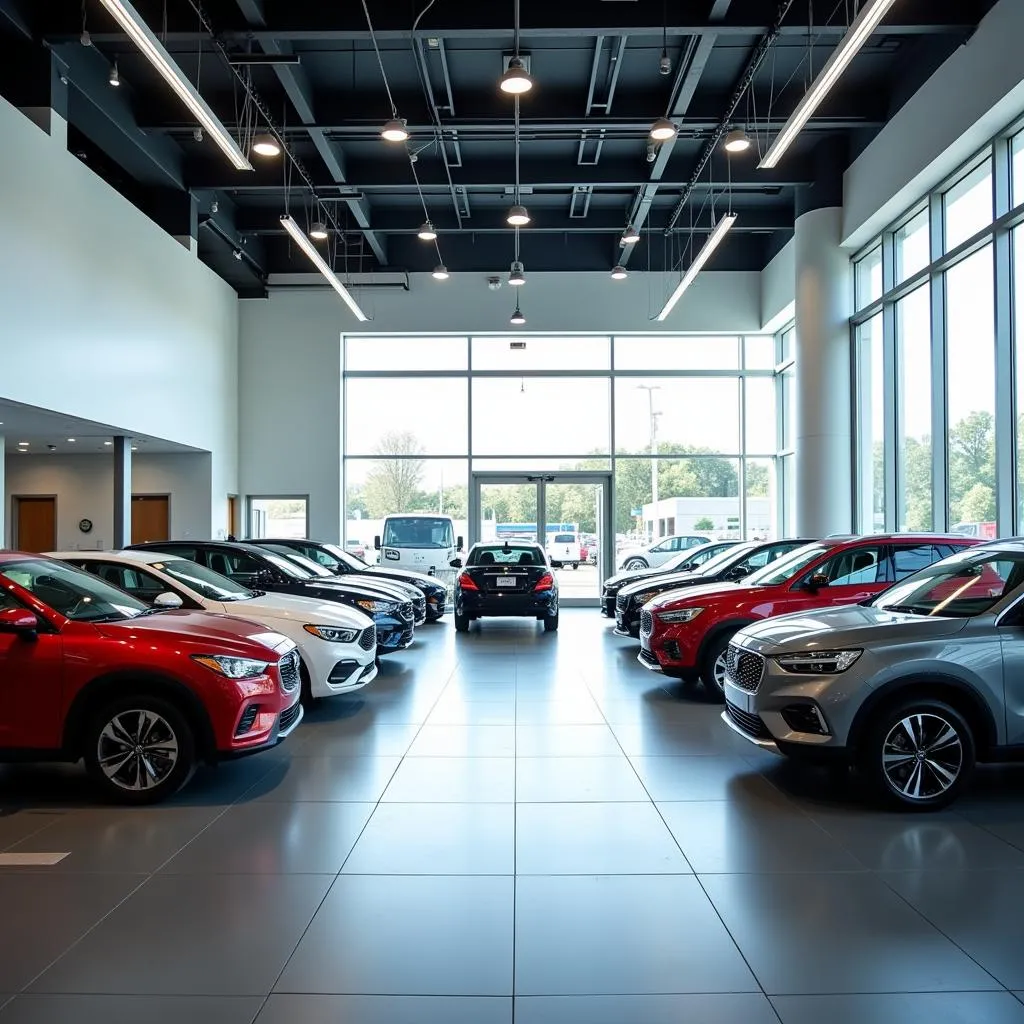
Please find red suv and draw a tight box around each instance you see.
[0,553,303,803]
[639,535,978,696]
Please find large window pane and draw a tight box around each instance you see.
[946,245,995,530]
[781,368,795,450]
[744,377,777,454]
[1015,226,1024,527]
[745,459,778,539]
[346,378,468,455]
[472,377,610,455]
[855,246,883,309]
[614,336,739,370]
[744,336,775,369]
[471,335,610,371]
[1013,131,1024,209]
[944,160,993,251]
[615,378,740,455]
[895,209,929,284]
[856,314,885,533]
[895,286,932,531]
[345,336,467,371]
[781,454,795,536]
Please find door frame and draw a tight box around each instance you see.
[130,493,172,545]
[469,471,613,607]
[11,494,58,551]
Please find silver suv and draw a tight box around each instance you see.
[721,541,1024,810]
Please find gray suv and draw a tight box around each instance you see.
[721,541,1024,810]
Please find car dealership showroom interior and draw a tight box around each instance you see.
[5,0,1024,1021]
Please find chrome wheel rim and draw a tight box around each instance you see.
[97,709,179,791]
[625,559,645,570]
[882,713,963,802]
[711,651,729,692]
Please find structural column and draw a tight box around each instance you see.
[113,436,131,549]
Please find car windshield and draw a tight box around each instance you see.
[266,547,334,578]
[1,559,148,622]
[153,560,253,602]
[260,551,313,579]
[383,517,453,549]
[470,544,545,566]
[871,549,1024,617]
[696,544,757,575]
[316,543,364,570]
[744,543,830,586]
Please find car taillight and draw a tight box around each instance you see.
[458,572,479,591]
[533,573,554,591]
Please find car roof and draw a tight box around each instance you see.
[132,539,273,556]
[383,512,452,519]
[48,549,174,566]
[0,550,57,563]
[471,540,543,548]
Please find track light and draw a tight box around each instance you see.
[280,214,368,321]
[507,205,530,226]
[508,261,526,286]
[98,0,253,170]
[611,265,628,280]
[724,128,751,154]
[381,118,409,142]
[659,50,672,76]
[418,221,438,241]
[432,264,450,280]
[309,221,329,240]
[760,0,896,168]
[251,133,281,157]
[500,57,533,95]
[650,117,677,141]
[510,304,526,325]
[108,61,120,87]
[657,213,737,321]
[621,224,641,245]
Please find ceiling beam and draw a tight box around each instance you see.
[0,0,32,40]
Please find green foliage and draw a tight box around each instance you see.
[694,516,715,531]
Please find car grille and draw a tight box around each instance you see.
[279,701,301,732]
[358,625,376,651]
[616,593,629,611]
[725,645,764,693]
[278,649,300,693]
[398,601,414,623]
[638,648,659,668]
[235,704,259,736]
[640,608,654,637]
[414,595,426,618]
[725,701,771,740]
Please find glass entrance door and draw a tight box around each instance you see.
[469,472,612,606]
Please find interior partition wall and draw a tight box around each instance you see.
[852,115,1024,537]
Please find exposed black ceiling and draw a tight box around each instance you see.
[0,0,991,296]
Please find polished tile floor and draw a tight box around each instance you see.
[2,611,1024,1023]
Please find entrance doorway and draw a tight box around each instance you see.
[469,472,612,606]
[13,496,56,553]
[131,495,170,544]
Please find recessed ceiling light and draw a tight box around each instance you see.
[418,221,438,241]
[309,221,329,240]
[17,441,28,446]
[131,445,138,451]
[506,205,530,226]
[67,438,76,442]
[432,264,450,280]
[381,119,409,142]
[500,56,533,95]
[650,117,677,141]
[104,440,113,446]
[251,133,281,157]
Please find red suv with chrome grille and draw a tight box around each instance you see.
[638,535,978,697]
[0,552,302,803]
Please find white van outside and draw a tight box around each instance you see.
[546,531,581,570]
[375,514,463,574]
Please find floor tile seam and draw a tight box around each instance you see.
[959,817,1024,857]
[145,801,245,875]
[0,813,78,853]
[765,987,1017,998]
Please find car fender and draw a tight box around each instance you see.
[696,619,758,663]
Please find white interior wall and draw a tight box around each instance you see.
[0,97,239,534]
[760,240,796,333]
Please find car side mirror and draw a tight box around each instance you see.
[449,558,463,569]
[805,573,830,591]
[0,608,38,636]
[153,591,183,609]
[456,536,464,551]
[374,535,381,550]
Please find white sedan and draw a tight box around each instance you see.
[616,534,712,571]
[50,550,377,700]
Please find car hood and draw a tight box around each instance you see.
[95,610,293,656]
[358,567,445,591]
[620,569,705,597]
[647,580,744,609]
[733,603,969,654]
[228,592,374,630]
[606,565,680,588]
[302,578,411,602]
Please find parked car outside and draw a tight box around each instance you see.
[615,539,812,637]
[546,531,581,570]
[617,534,711,571]
[453,541,559,632]
[0,552,301,803]
[346,539,368,561]
[721,541,1024,810]
[54,551,378,701]
[375,513,462,574]
[639,535,978,695]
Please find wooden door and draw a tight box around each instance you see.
[131,495,170,544]
[227,495,239,539]
[15,497,56,553]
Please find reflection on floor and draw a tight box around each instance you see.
[2,610,1024,1023]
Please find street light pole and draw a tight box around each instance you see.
[636,384,661,540]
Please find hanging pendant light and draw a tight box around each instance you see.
[610,265,628,280]
[108,61,120,87]
[724,128,751,153]
[506,205,530,226]
[510,303,526,325]
[381,118,409,142]
[508,260,526,286]
[309,221,329,240]
[621,224,640,245]
[500,56,533,95]
[418,221,437,241]
[650,117,677,141]
[251,133,281,157]
[432,264,450,280]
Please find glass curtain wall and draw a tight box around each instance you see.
[343,335,789,550]
[853,120,1024,538]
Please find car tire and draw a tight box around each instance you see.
[83,694,197,805]
[624,558,648,570]
[544,610,559,632]
[700,631,737,700]
[454,610,470,633]
[859,698,975,811]
[570,562,578,571]
[299,658,316,705]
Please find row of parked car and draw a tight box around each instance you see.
[604,533,1024,809]
[0,538,448,804]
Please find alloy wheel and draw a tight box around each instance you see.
[97,709,180,792]
[881,712,963,802]
[711,650,730,693]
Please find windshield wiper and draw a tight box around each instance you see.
[879,604,925,616]
[134,606,169,617]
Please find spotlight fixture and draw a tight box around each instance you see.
[659,51,672,76]
[17,441,28,447]
[109,61,120,87]
[621,224,641,245]
[657,213,737,321]
[381,118,409,142]
[232,249,243,260]
[67,438,76,442]
[280,214,369,321]
[193,127,204,143]
[510,303,526,325]
[80,29,91,46]
[432,264,450,280]
[500,56,533,95]
[98,0,253,170]
[418,221,438,241]
[309,221,329,241]
[724,128,751,154]
[508,260,526,286]
[251,133,281,157]
[103,440,113,446]
[645,141,657,163]
[506,205,530,226]
[610,265,628,280]
[650,117,677,141]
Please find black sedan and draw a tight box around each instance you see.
[601,541,739,616]
[127,540,417,653]
[453,542,558,633]
[613,539,813,637]
[250,538,448,621]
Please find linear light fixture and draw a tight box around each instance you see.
[280,215,368,321]
[759,0,896,169]
[98,0,252,171]
[656,213,737,322]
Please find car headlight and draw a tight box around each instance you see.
[192,654,270,679]
[633,591,659,605]
[303,624,360,643]
[774,650,862,674]
[655,607,703,624]
[356,598,394,613]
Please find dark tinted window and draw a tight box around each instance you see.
[891,544,945,581]
[87,562,165,599]
[470,545,545,566]
[813,545,887,586]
